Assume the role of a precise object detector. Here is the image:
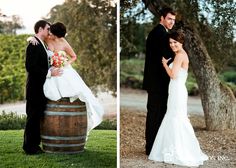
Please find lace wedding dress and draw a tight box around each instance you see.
[148,63,208,167]
[43,50,104,132]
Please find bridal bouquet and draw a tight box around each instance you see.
[50,51,68,68]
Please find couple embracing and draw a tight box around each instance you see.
[23,20,104,155]
[143,7,208,167]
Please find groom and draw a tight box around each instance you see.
[23,20,62,154]
[142,7,176,155]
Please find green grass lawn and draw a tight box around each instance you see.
[0,130,116,168]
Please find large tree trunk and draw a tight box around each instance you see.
[182,26,236,130]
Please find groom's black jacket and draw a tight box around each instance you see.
[142,24,174,93]
[25,36,48,104]
[23,36,49,152]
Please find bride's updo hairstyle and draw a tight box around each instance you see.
[50,22,67,38]
[169,30,185,44]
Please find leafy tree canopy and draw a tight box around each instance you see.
[0,10,24,34]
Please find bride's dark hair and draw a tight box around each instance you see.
[169,30,185,44]
[50,22,67,38]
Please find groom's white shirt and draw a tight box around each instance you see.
[34,35,52,78]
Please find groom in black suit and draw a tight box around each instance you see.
[23,20,61,154]
[142,7,176,155]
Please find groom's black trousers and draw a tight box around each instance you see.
[145,91,168,155]
[23,100,46,153]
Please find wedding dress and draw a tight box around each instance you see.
[148,63,208,167]
[43,50,104,132]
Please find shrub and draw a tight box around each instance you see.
[186,81,199,96]
[0,111,26,130]
[186,71,199,96]
[220,71,236,84]
[0,111,116,130]
[120,59,144,89]
[0,35,28,104]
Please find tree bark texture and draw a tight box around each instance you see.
[183,26,236,130]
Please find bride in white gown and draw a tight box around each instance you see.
[148,31,208,167]
[30,22,104,133]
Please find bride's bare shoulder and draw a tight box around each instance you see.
[176,52,188,61]
[61,37,68,43]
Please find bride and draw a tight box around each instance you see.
[148,30,208,167]
[29,22,104,133]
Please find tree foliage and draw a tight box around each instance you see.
[170,0,236,72]
[46,0,117,93]
[0,35,28,103]
[0,11,24,34]
[120,1,153,59]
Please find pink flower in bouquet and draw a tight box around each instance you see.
[51,51,68,68]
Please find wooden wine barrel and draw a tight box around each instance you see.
[40,98,87,154]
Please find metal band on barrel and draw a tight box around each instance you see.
[44,111,87,116]
[46,104,86,109]
[43,150,84,154]
[41,135,87,140]
[42,143,86,147]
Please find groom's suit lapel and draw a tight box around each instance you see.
[34,36,48,66]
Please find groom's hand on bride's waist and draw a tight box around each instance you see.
[50,67,63,77]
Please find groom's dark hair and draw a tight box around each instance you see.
[159,7,176,18]
[34,20,51,33]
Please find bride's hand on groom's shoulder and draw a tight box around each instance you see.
[27,36,39,45]
[162,57,168,65]
[162,57,171,67]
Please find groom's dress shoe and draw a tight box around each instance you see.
[35,148,44,154]
[24,147,44,155]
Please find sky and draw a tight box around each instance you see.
[0,0,65,34]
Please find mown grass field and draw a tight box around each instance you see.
[0,130,116,168]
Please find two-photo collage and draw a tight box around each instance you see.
[0,0,236,168]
